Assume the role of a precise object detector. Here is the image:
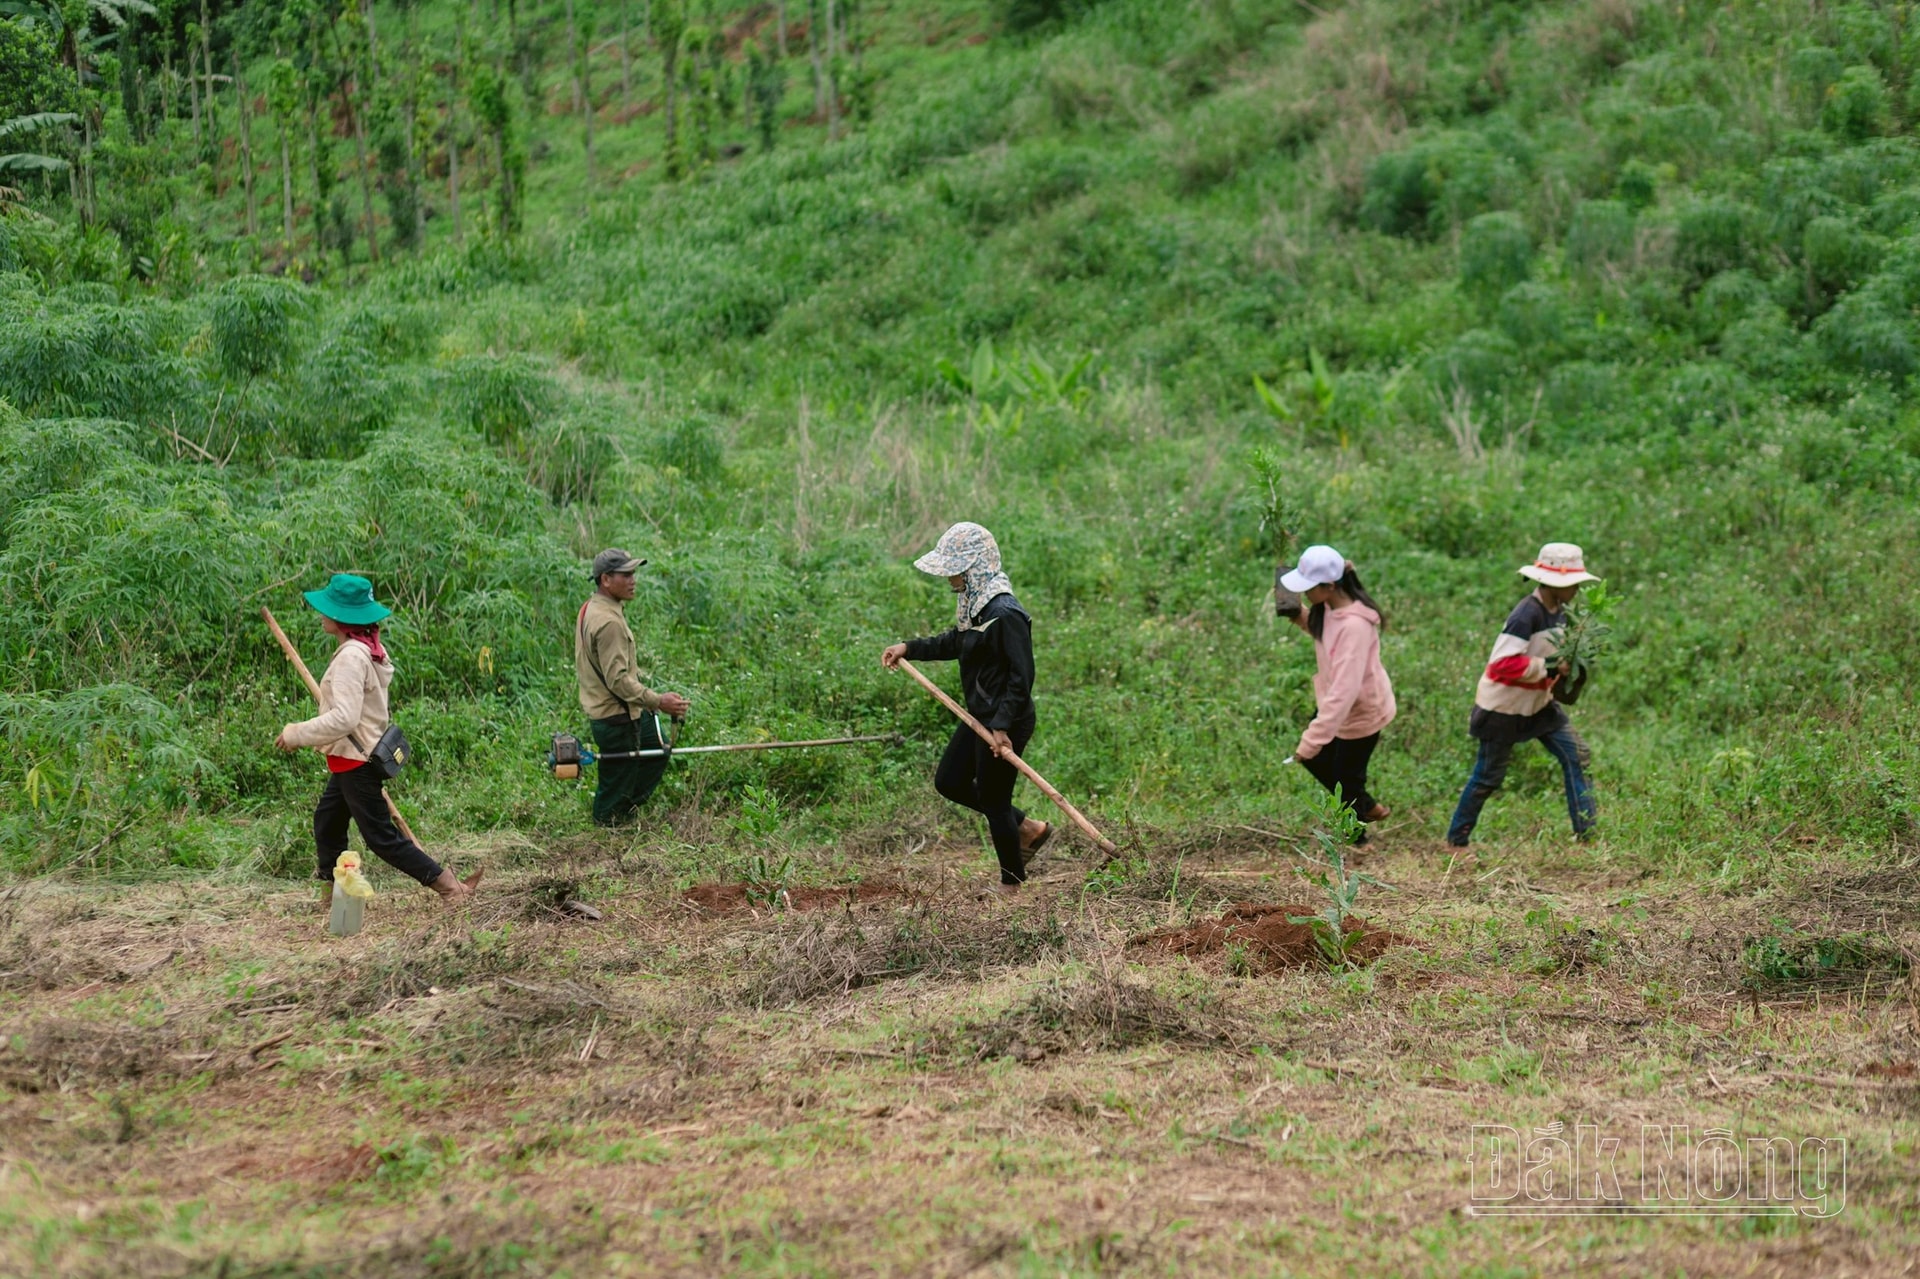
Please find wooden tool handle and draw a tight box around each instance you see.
[261,607,323,701]
[894,657,1116,855]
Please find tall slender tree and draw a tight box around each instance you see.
[650,0,684,180]
[186,17,201,148]
[807,0,823,120]
[327,2,380,262]
[824,0,837,140]
[233,48,257,238]
[197,0,215,155]
[265,55,299,250]
[447,13,466,243]
[620,0,632,113]
[577,3,597,200]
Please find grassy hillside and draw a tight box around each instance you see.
[7,4,1920,1276]
[7,0,1920,879]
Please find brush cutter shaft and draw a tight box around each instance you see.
[591,733,898,762]
[893,657,1117,855]
[262,606,421,847]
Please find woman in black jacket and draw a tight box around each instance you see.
[883,522,1050,894]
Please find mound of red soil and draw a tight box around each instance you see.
[683,881,906,913]
[1132,901,1411,972]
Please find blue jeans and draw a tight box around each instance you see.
[1445,725,1595,846]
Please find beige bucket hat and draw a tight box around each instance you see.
[1518,542,1601,587]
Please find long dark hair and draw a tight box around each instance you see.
[1307,565,1386,640]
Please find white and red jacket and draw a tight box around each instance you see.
[1294,601,1396,759]
[1474,594,1565,718]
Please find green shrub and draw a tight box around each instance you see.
[1720,305,1809,382]
[1360,130,1527,239]
[935,143,1099,229]
[1789,46,1845,119]
[1663,362,1750,432]
[521,415,616,506]
[1814,292,1916,382]
[1692,270,1766,344]
[1613,158,1657,211]
[1822,65,1890,142]
[290,336,397,459]
[1543,361,1623,429]
[1803,215,1884,302]
[1674,198,1755,283]
[1459,211,1531,302]
[1424,327,1519,401]
[206,276,312,380]
[1497,281,1565,351]
[995,0,1116,37]
[1565,199,1634,276]
[446,353,559,445]
[648,416,725,483]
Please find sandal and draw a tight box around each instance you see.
[1020,821,1053,869]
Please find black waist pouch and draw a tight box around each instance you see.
[351,723,412,780]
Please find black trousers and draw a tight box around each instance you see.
[313,764,442,886]
[591,713,669,827]
[934,720,1033,886]
[1299,733,1382,823]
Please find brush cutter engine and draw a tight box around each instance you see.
[547,733,586,780]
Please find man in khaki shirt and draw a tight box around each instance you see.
[576,549,691,825]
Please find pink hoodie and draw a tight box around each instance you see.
[1295,601,1396,759]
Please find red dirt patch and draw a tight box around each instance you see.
[1131,902,1412,972]
[684,881,907,913]
[1863,1060,1918,1079]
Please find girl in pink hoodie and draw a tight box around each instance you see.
[1278,545,1397,837]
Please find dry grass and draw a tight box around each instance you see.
[3,827,1920,1276]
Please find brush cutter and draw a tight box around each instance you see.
[545,716,900,779]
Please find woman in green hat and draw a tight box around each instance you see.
[274,574,482,904]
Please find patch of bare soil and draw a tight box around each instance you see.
[684,881,908,913]
[1131,901,1412,973]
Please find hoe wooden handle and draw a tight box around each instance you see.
[894,657,1116,856]
[262,606,422,849]
[262,607,323,701]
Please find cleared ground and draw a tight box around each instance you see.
[3,820,1917,1277]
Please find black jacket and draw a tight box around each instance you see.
[904,593,1035,732]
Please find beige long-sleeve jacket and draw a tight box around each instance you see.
[575,593,663,721]
[281,638,392,761]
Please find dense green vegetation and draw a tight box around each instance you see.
[5,0,1920,882]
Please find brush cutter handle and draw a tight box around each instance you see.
[262,605,422,848]
[893,658,1117,855]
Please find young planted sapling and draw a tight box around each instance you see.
[1289,787,1385,967]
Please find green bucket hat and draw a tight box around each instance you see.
[303,573,392,625]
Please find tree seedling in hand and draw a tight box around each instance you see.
[1549,579,1619,683]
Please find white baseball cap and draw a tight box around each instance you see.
[1280,545,1347,593]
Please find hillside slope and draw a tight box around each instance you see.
[3,0,1920,877]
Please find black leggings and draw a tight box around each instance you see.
[313,764,443,887]
[1299,733,1383,824]
[934,721,1033,886]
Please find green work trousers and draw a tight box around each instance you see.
[590,713,668,827]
